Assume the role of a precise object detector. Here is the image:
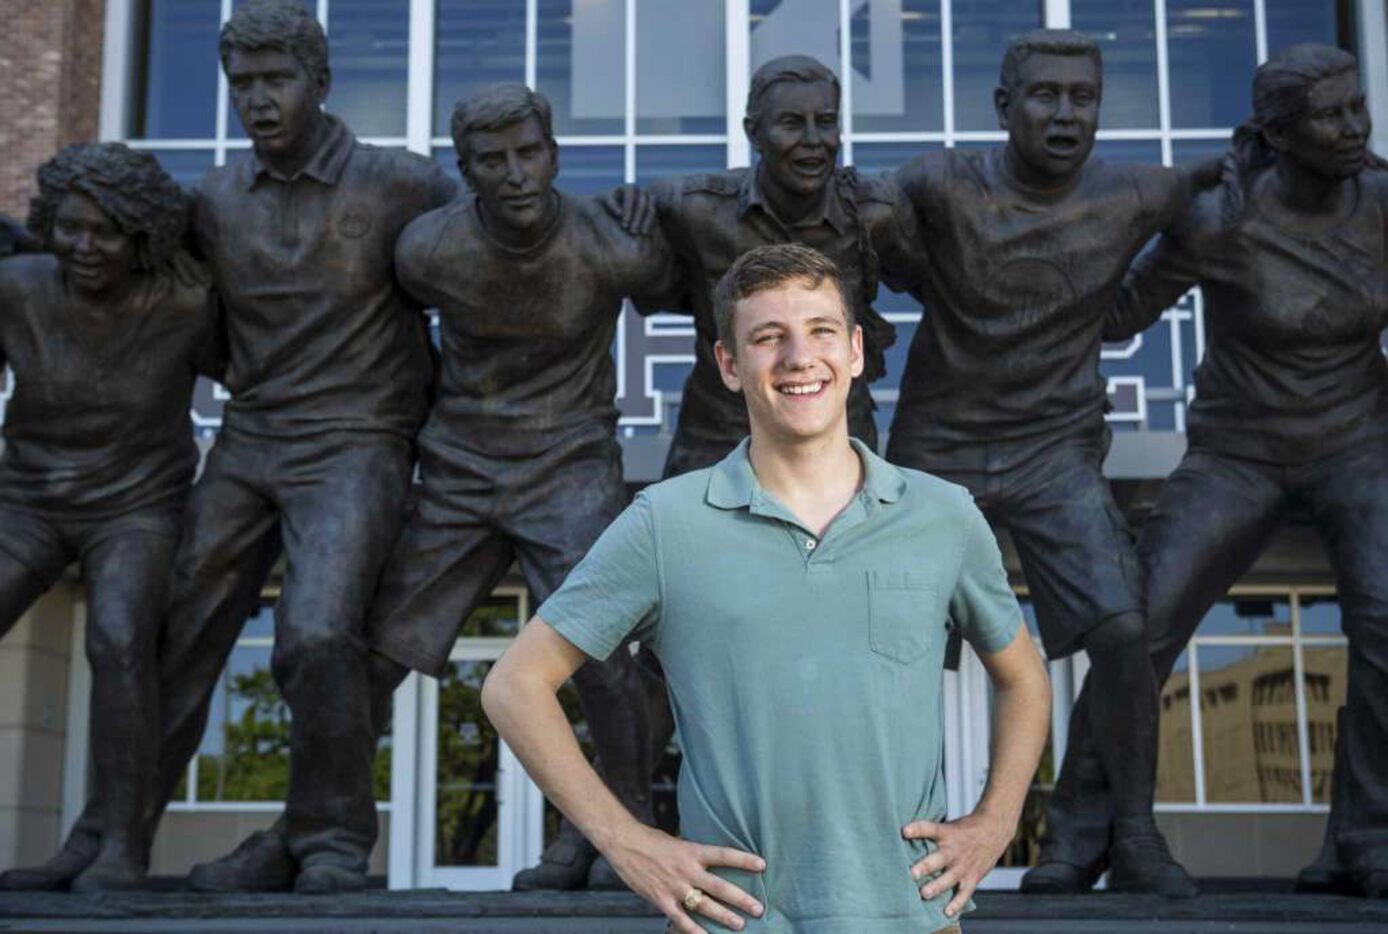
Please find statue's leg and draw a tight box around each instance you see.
[270,434,412,893]
[0,519,81,890]
[1305,439,1388,898]
[511,432,653,890]
[153,436,284,893]
[69,515,179,892]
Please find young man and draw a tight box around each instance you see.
[22,0,456,894]
[365,83,681,890]
[483,244,1050,934]
[887,29,1214,896]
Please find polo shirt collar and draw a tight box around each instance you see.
[245,114,354,190]
[738,166,848,234]
[705,437,906,511]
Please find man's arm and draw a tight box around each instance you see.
[903,627,1050,917]
[483,621,764,934]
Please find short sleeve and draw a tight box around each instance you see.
[538,492,662,660]
[948,498,1022,654]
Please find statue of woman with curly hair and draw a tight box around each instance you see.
[1033,43,1388,899]
[0,142,221,891]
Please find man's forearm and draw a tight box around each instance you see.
[977,649,1051,828]
[481,664,640,853]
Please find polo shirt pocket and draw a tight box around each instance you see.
[868,570,935,664]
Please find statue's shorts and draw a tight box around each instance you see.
[368,424,628,676]
[0,503,182,594]
[886,429,1140,660]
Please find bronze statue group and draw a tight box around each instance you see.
[0,0,1384,913]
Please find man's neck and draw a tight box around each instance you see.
[479,191,562,251]
[1269,157,1350,217]
[755,162,827,227]
[747,430,863,537]
[1000,144,1083,199]
[256,112,331,179]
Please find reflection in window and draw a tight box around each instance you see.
[635,146,727,186]
[1298,595,1342,636]
[436,660,500,866]
[328,0,409,137]
[1196,597,1292,637]
[1071,0,1158,129]
[1266,0,1348,58]
[751,0,843,83]
[1166,0,1256,129]
[1302,645,1346,804]
[433,0,527,137]
[851,141,939,174]
[149,150,216,189]
[953,0,1043,132]
[1200,644,1301,803]
[1090,139,1161,165]
[853,0,945,134]
[537,0,624,135]
[556,146,626,195]
[1157,651,1196,802]
[636,0,726,135]
[1171,136,1232,165]
[132,0,221,139]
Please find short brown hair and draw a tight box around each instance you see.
[999,29,1102,95]
[713,244,853,351]
[220,0,329,80]
[451,83,556,162]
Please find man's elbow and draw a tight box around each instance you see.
[480,662,521,730]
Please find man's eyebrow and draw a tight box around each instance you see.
[805,315,845,327]
[746,321,785,336]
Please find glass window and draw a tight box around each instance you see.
[1266,0,1347,58]
[851,141,939,174]
[1157,650,1197,802]
[435,659,501,866]
[1071,0,1159,129]
[537,0,625,136]
[1166,0,1257,129]
[1298,594,1342,636]
[1091,139,1161,164]
[852,0,945,134]
[750,0,843,85]
[558,145,626,195]
[952,0,1043,133]
[635,145,727,185]
[327,0,410,137]
[148,150,216,189]
[433,0,527,138]
[1196,596,1293,637]
[636,0,726,135]
[1172,136,1232,164]
[132,0,221,139]
[1301,644,1346,804]
[1199,644,1302,803]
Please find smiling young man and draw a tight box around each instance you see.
[887,30,1216,896]
[483,244,1050,934]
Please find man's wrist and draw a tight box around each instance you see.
[585,809,648,856]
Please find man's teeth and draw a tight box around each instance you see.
[779,382,824,395]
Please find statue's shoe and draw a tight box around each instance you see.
[1019,859,1102,895]
[70,857,146,894]
[511,838,596,891]
[0,840,98,891]
[189,829,296,893]
[1295,855,1359,895]
[1358,871,1388,900]
[294,863,368,894]
[1107,826,1198,898]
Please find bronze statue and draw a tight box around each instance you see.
[0,143,218,892]
[11,0,457,894]
[1045,43,1388,900]
[364,83,680,892]
[888,29,1214,896]
[609,54,921,473]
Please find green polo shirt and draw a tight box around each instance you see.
[539,439,1021,934]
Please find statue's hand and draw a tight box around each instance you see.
[0,215,40,257]
[600,183,657,236]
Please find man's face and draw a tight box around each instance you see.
[1267,72,1371,180]
[997,53,1099,183]
[715,280,863,445]
[460,115,558,231]
[226,47,328,160]
[746,80,841,200]
[52,191,134,296]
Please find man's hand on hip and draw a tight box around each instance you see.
[605,822,765,934]
[902,812,1014,918]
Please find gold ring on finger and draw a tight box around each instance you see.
[682,887,704,912]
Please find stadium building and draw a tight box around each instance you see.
[0,0,1385,890]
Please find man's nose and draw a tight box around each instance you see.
[781,332,815,367]
[505,153,527,185]
[1055,94,1076,122]
[73,230,95,253]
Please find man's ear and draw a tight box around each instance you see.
[715,339,742,393]
[315,66,332,106]
[1261,123,1292,154]
[849,323,864,379]
[994,85,1011,131]
[743,115,761,156]
[457,157,474,191]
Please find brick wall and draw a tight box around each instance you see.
[0,0,107,221]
